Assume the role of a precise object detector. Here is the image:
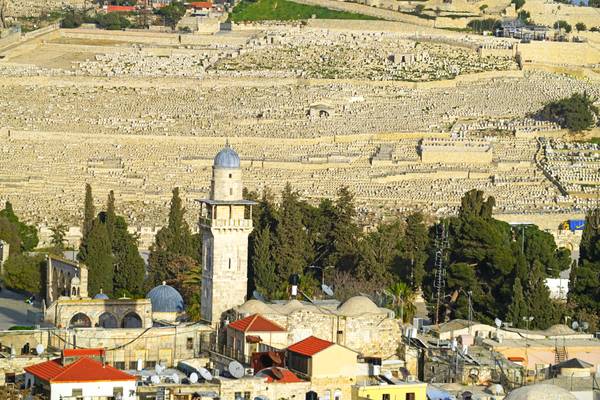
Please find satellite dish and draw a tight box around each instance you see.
[171,373,180,384]
[253,290,266,302]
[150,375,160,384]
[228,360,245,379]
[272,367,284,380]
[155,363,164,374]
[35,344,45,355]
[137,359,143,371]
[572,321,579,330]
[255,396,270,400]
[321,284,334,297]
[189,372,199,384]
[494,318,502,328]
[199,367,213,381]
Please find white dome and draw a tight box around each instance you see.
[337,296,382,316]
[238,299,275,315]
[504,384,577,400]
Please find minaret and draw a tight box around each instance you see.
[198,144,255,325]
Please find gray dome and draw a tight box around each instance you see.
[94,293,109,300]
[147,282,185,313]
[214,145,240,168]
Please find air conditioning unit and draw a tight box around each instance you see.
[245,368,254,376]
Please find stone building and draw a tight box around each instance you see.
[45,256,88,305]
[199,144,256,326]
[232,296,401,358]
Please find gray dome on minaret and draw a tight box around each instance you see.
[213,144,240,169]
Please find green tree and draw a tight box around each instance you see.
[575,22,587,31]
[83,220,114,296]
[507,277,527,328]
[0,202,39,251]
[554,20,572,34]
[2,253,46,296]
[400,212,429,288]
[0,217,22,256]
[111,216,145,297]
[511,0,525,9]
[387,281,416,323]
[82,184,95,242]
[325,187,361,272]
[415,4,425,14]
[252,226,279,298]
[525,261,558,329]
[148,188,199,286]
[105,190,116,242]
[155,1,186,29]
[50,224,68,255]
[537,92,598,132]
[356,220,402,284]
[273,184,314,286]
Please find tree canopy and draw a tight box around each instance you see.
[537,92,598,132]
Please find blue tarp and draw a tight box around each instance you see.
[568,219,585,231]
[426,386,457,400]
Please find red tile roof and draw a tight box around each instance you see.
[107,5,136,12]
[256,367,304,383]
[25,357,136,383]
[229,314,286,333]
[62,348,105,358]
[189,1,213,8]
[286,336,333,357]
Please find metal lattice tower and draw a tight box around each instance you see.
[433,222,449,326]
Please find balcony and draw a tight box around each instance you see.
[200,218,253,229]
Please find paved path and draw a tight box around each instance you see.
[0,287,40,330]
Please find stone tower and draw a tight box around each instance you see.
[199,144,255,325]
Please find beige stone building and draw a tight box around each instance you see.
[199,144,256,326]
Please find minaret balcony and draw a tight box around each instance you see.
[200,217,253,229]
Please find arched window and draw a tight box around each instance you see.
[121,312,143,328]
[323,390,331,400]
[69,313,91,328]
[334,389,342,400]
[99,312,118,329]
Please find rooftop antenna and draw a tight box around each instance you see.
[433,221,449,326]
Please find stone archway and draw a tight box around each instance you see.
[121,312,143,328]
[69,313,92,328]
[98,312,118,329]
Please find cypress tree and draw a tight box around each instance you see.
[507,277,527,328]
[326,187,361,271]
[84,220,114,296]
[526,261,557,329]
[82,184,95,240]
[105,190,116,242]
[401,212,429,288]
[252,226,278,297]
[112,216,145,297]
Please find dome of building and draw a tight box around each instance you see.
[504,384,577,400]
[94,292,109,300]
[237,299,276,315]
[71,276,80,285]
[337,296,382,316]
[147,282,185,313]
[214,144,240,168]
[280,299,305,314]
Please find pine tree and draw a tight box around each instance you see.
[0,201,39,251]
[326,187,361,271]
[252,226,278,297]
[83,220,114,296]
[50,224,67,255]
[507,277,526,328]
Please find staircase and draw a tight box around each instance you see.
[554,345,568,364]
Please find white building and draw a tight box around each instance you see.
[24,349,137,400]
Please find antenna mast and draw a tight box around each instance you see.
[433,222,449,326]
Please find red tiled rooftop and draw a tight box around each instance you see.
[256,367,304,383]
[287,336,333,357]
[107,5,136,12]
[189,1,212,8]
[63,348,105,358]
[229,314,286,333]
[25,357,135,383]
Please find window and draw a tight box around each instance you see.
[229,173,232,178]
[186,337,194,350]
[405,394,415,400]
[244,392,251,400]
[382,395,390,400]
[234,392,242,400]
[113,387,124,397]
[229,258,231,269]
[334,389,342,400]
[129,361,138,370]
[323,390,331,400]
[146,360,156,369]
[72,388,83,397]
[230,188,233,195]
[114,361,125,370]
